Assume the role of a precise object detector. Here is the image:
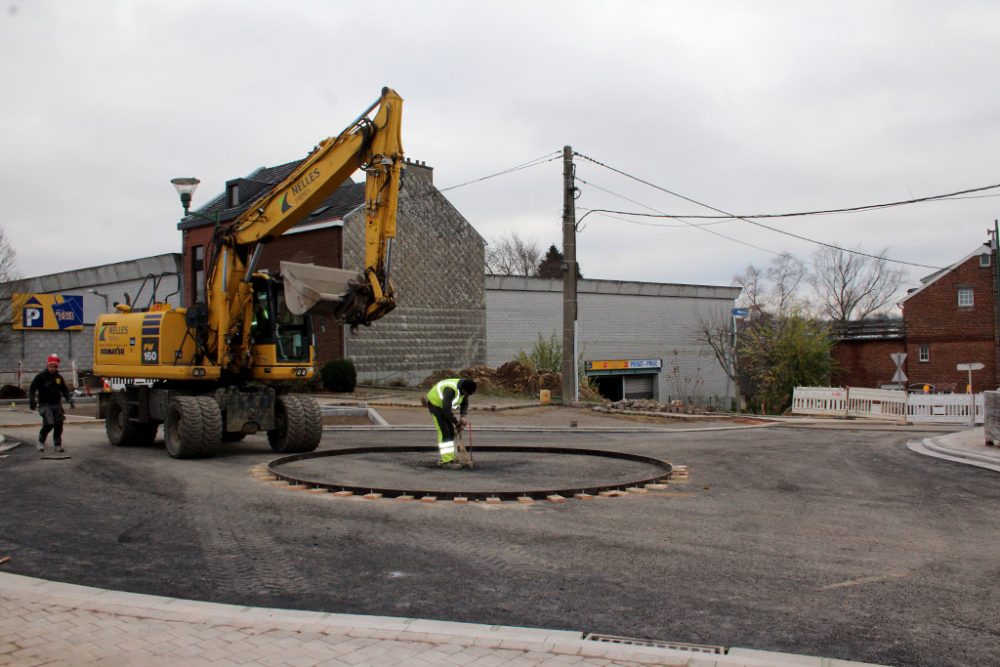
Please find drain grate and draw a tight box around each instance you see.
[584,633,726,655]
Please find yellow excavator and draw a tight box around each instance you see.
[93,87,404,458]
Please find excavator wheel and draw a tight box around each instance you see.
[297,395,322,453]
[164,396,207,459]
[195,395,223,457]
[268,395,322,453]
[106,392,158,447]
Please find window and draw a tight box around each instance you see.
[981,253,991,268]
[193,245,205,303]
[919,345,930,363]
[958,287,974,307]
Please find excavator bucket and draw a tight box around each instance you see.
[279,261,364,317]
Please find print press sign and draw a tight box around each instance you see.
[12,294,84,331]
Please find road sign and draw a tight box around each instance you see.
[892,368,907,383]
[731,308,749,318]
[956,363,985,371]
[891,352,907,366]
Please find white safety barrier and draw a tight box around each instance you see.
[792,387,985,424]
[907,393,983,424]
[847,387,907,421]
[790,387,848,417]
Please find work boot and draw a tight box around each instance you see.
[36,440,45,453]
[54,445,65,453]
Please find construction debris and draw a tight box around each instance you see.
[606,398,714,415]
[420,361,562,397]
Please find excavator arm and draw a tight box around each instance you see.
[201,87,404,371]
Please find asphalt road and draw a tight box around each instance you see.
[2,413,999,667]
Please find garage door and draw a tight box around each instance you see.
[623,374,655,399]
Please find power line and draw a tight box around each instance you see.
[574,152,949,270]
[438,151,561,193]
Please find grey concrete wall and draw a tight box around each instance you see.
[486,276,742,406]
[344,162,486,385]
[0,254,181,387]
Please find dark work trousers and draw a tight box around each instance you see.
[427,404,457,444]
[38,403,65,446]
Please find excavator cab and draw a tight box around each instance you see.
[250,275,313,379]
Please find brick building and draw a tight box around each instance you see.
[899,243,998,392]
[830,320,906,389]
[178,158,486,384]
[832,242,999,392]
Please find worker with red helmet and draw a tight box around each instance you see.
[28,354,75,454]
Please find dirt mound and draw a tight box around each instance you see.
[0,384,26,399]
[420,362,561,397]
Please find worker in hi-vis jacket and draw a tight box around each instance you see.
[425,378,477,469]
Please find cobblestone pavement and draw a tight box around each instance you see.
[0,572,884,666]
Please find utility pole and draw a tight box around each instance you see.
[993,221,999,387]
[561,146,578,405]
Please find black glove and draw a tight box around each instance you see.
[29,401,36,411]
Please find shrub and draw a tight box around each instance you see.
[320,359,357,393]
[516,333,562,372]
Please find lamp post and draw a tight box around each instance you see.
[171,177,220,306]
[89,288,109,312]
[170,177,201,216]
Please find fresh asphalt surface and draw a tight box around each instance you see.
[2,407,999,667]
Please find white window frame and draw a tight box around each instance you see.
[980,253,991,268]
[958,287,974,307]
[919,345,930,363]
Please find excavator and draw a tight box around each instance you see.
[93,87,404,458]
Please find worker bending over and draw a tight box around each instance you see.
[426,378,476,468]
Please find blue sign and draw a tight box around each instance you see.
[731,307,749,318]
[14,294,84,330]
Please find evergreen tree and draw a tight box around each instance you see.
[537,245,582,279]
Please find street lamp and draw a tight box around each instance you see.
[171,176,221,231]
[170,177,201,215]
[89,288,109,311]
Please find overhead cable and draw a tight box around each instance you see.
[574,152,949,270]
[438,151,562,193]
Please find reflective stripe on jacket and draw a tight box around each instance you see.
[426,378,462,411]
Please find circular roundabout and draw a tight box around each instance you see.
[267,446,674,501]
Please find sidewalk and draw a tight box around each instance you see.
[907,426,1000,473]
[0,571,886,667]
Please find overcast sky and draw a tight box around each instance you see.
[3,0,999,296]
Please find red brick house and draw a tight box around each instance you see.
[832,241,999,392]
[900,242,998,392]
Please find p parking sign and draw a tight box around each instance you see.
[12,294,84,331]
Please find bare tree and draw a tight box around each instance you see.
[809,245,905,322]
[691,311,739,386]
[734,252,806,316]
[485,232,542,276]
[767,252,807,314]
[0,225,21,349]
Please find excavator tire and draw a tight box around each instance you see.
[105,393,158,447]
[268,395,319,453]
[297,396,322,453]
[164,396,206,459]
[195,395,223,457]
